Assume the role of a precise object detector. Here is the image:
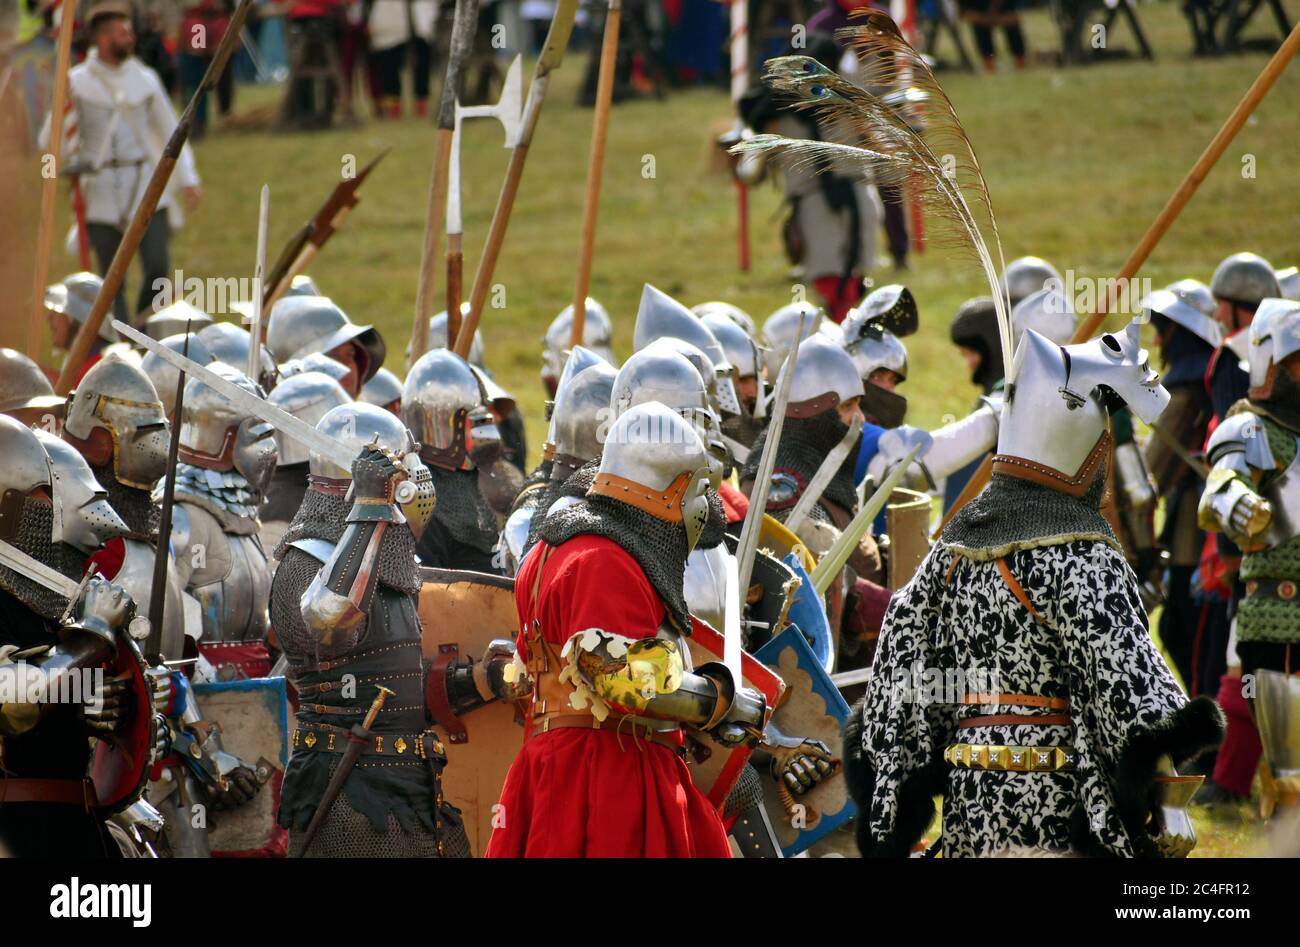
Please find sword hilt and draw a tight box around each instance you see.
[361,685,396,731]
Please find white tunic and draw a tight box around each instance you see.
[41,50,200,231]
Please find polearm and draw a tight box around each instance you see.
[146,324,192,661]
[247,185,269,379]
[453,0,580,359]
[55,0,254,394]
[409,0,480,369]
[569,0,622,349]
[28,0,78,360]
[260,149,389,313]
[1070,20,1300,344]
[729,0,750,273]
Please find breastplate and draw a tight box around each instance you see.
[193,533,270,643]
[113,539,187,660]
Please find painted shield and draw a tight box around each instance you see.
[90,636,155,814]
[191,676,290,857]
[886,488,931,590]
[417,566,525,856]
[685,617,784,811]
[753,625,856,856]
[782,553,834,673]
[724,532,799,656]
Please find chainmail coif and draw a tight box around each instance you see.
[0,499,87,621]
[538,493,693,635]
[941,467,1119,560]
[741,409,860,518]
[428,465,500,554]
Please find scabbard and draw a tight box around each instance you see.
[291,723,371,858]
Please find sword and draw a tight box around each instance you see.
[246,185,270,363]
[811,444,921,597]
[783,415,865,536]
[0,539,81,600]
[113,320,356,473]
[292,684,395,857]
[722,549,743,684]
[734,313,808,601]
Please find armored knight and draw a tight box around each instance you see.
[1207,252,1282,423]
[403,349,502,573]
[140,332,216,420]
[260,372,352,554]
[1198,299,1300,688]
[486,403,769,858]
[699,310,767,458]
[0,417,146,856]
[849,321,1224,857]
[167,363,278,679]
[540,297,616,396]
[270,404,471,857]
[265,295,386,398]
[0,347,65,428]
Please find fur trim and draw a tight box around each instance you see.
[1110,696,1226,856]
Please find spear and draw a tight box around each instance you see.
[28,0,78,360]
[569,0,621,349]
[409,0,480,369]
[1070,21,1300,344]
[453,0,580,359]
[55,0,254,394]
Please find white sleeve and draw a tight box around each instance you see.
[923,405,999,480]
[146,76,200,189]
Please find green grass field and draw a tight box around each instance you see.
[37,1,1300,854]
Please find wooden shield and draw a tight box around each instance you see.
[417,566,524,856]
[685,618,785,811]
[192,676,290,856]
[753,625,856,855]
[886,488,932,591]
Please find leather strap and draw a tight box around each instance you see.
[0,777,99,808]
[588,471,691,523]
[995,558,1043,624]
[307,475,351,496]
[785,392,839,419]
[531,713,684,755]
[958,713,1073,730]
[291,723,445,759]
[990,431,1111,499]
[426,644,467,744]
[960,693,1069,710]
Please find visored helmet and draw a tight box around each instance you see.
[633,284,742,417]
[594,401,713,553]
[1247,297,1300,395]
[63,355,170,490]
[267,371,352,467]
[402,349,497,472]
[34,429,128,552]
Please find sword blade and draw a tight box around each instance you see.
[723,551,742,682]
[112,320,357,472]
[784,415,864,535]
[0,538,81,600]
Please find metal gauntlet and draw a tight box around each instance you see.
[440,640,533,717]
[1199,465,1272,546]
[560,629,767,742]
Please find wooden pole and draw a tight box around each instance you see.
[410,0,479,370]
[453,0,579,360]
[569,0,621,349]
[55,0,254,394]
[1070,21,1300,344]
[29,0,78,360]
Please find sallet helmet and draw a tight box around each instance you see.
[63,355,171,490]
[0,347,65,422]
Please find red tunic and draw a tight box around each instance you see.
[484,534,732,858]
[718,481,749,525]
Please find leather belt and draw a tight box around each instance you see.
[958,713,1073,730]
[531,714,684,756]
[0,777,99,808]
[959,693,1069,711]
[945,743,1077,772]
[291,723,445,759]
[1245,579,1299,602]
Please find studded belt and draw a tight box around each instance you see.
[1244,579,1300,602]
[291,723,446,760]
[944,743,1078,772]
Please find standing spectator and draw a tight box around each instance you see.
[958,0,1026,71]
[43,0,202,324]
[178,0,235,138]
[368,0,435,119]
